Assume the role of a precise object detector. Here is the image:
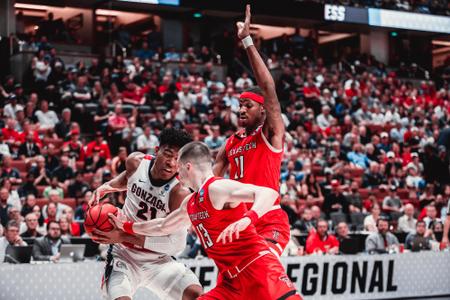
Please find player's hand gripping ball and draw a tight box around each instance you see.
[84,203,118,233]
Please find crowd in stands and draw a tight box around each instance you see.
[0,25,450,262]
[311,0,450,15]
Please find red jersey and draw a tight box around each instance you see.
[187,177,269,273]
[225,126,282,204]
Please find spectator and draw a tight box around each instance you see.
[316,105,334,131]
[204,125,225,153]
[136,125,159,155]
[300,173,324,206]
[18,131,40,162]
[345,181,363,213]
[111,147,127,177]
[20,212,44,238]
[34,99,59,132]
[42,191,70,222]
[1,155,22,185]
[44,143,60,173]
[94,98,112,132]
[347,144,370,169]
[18,173,38,199]
[32,220,69,262]
[0,188,12,227]
[54,108,73,139]
[29,155,51,186]
[8,206,24,229]
[122,117,143,152]
[62,207,81,237]
[294,208,316,233]
[43,176,64,199]
[423,204,441,229]
[84,147,107,174]
[235,72,254,91]
[382,185,403,220]
[68,171,89,199]
[62,129,85,162]
[0,131,11,158]
[397,203,417,234]
[362,162,386,188]
[405,221,432,251]
[335,221,350,243]
[52,155,75,189]
[365,218,399,253]
[364,203,381,232]
[75,191,90,221]
[20,194,37,217]
[0,220,27,263]
[85,131,111,160]
[59,216,73,239]
[305,219,339,255]
[323,180,349,218]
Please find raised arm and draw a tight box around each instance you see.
[209,179,279,243]
[213,143,229,177]
[110,195,192,236]
[238,5,285,149]
[89,151,143,206]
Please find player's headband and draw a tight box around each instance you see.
[239,92,264,105]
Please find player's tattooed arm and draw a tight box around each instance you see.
[109,195,192,236]
[238,4,285,150]
[212,143,229,177]
[89,152,144,207]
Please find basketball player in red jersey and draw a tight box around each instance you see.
[110,142,301,299]
[214,5,289,256]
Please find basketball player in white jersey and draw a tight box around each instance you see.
[88,128,202,300]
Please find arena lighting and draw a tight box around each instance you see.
[369,8,450,34]
[193,12,203,18]
[14,3,50,10]
[116,0,179,5]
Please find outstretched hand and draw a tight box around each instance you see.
[216,217,251,244]
[236,4,251,40]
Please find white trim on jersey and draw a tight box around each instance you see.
[260,129,283,153]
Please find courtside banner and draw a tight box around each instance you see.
[182,251,450,299]
[0,252,449,299]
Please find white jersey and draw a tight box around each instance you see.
[114,155,179,261]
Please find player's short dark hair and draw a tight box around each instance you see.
[179,142,211,164]
[159,128,192,149]
[244,86,263,96]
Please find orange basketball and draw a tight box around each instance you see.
[84,203,118,233]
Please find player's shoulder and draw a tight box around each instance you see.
[125,152,146,172]
[208,178,240,194]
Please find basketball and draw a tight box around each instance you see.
[84,203,118,233]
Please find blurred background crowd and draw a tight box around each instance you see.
[0,0,449,261]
